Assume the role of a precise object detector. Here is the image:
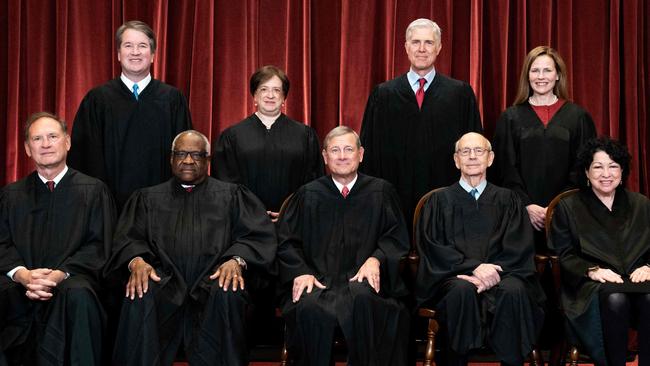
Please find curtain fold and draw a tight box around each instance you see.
[1,0,648,194]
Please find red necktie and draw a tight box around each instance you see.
[341,186,349,198]
[46,181,55,192]
[416,78,426,110]
[185,187,193,193]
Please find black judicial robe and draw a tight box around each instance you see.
[277,174,410,365]
[492,102,596,207]
[0,169,115,364]
[550,188,650,365]
[360,73,482,229]
[212,113,324,212]
[106,177,276,365]
[415,183,544,361]
[69,78,193,209]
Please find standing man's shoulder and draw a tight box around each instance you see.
[433,73,475,95]
[372,73,409,94]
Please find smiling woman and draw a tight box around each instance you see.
[492,46,597,252]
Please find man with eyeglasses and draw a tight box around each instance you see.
[277,126,410,366]
[0,112,115,365]
[415,132,545,366]
[68,20,192,211]
[105,130,276,366]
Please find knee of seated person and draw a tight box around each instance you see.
[210,286,246,304]
[496,277,527,297]
[602,292,630,312]
[294,291,327,314]
[446,278,480,298]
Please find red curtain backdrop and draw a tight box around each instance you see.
[1,0,648,193]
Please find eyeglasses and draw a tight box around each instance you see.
[172,150,208,160]
[456,147,489,157]
[257,86,283,96]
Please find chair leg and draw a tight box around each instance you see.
[529,347,544,366]
[569,346,579,366]
[423,318,439,366]
[279,324,289,366]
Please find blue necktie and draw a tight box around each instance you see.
[132,84,139,100]
[470,188,479,200]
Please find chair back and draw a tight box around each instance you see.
[408,188,445,282]
[545,189,579,238]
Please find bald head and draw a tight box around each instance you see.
[453,132,494,184]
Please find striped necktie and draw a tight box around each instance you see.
[132,84,139,100]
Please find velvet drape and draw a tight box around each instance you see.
[1,0,648,193]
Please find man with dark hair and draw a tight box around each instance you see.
[416,132,544,366]
[107,130,276,366]
[278,126,410,366]
[360,18,482,232]
[69,20,192,210]
[0,112,115,365]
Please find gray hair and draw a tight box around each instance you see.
[171,130,211,155]
[24,111,67,141]
[322,126,361,150]
[405,18,441,43]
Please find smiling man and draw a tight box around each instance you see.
[68,20,192,210]
[0,112,115,365]
[415,132,545,366]
[277,126,410,366]
[360,18,482,235]
[106,130,276,366]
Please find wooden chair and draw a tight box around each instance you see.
[412,188,544,366]
[277,193,293,366]
[544,189,579,365]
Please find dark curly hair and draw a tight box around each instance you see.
[575,137,631,189]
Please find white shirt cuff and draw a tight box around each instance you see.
[7,266,26,281]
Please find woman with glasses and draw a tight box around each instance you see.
[211,66,323,222]
[492,46,596,252]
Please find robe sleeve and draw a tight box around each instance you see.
[304,127,325,183]
[68,93,108,182]
[415,192,483,304]
[58,183,116,281]
[276,188,317,286]
[566,110,596,190]
[359,86,382,177]
[492,110,532,205]
[169,89,193,137]
[219,185,277,273]
[372,184,410,297]
[0,189,25,274]
[490,192,536,278]
[211,130,242,183]
[463,83,483,133]
[549,199,597,290]
[104,190,159,280]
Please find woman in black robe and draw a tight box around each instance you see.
[211,65,323,221]
[550,138,650,366]
[492,46,596,252]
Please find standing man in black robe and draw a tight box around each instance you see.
[106,130,276,366]
[68,20,192,210]
[0,112,115,365]
[360,18,482,230]
[416,132,544,366]
[277,126,410,366]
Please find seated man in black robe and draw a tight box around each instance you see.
[106,130,276,366]
[277,126,410,366]
[0,112,115,365]
[415,132,545,366]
